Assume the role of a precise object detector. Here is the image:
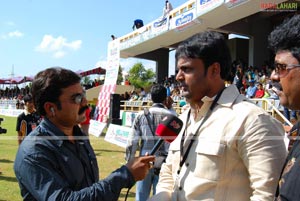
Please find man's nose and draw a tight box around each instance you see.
[176,71,183,81]
[270,70,280,82]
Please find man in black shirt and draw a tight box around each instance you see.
[16,94,41,145]
[269,14,300,200]
[14,67,155,200]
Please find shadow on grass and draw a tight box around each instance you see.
[0,159,13,163]
[0,175,18,183]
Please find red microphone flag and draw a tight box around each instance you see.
[155,115,183,143]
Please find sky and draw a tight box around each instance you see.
[0,0,187,79]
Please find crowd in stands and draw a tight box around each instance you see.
[82,79,103,90]
[231,61,299,123]
[1,61,298,123]
[0,85,31,109]
[118,60,298,122]
[231,62,273,98]
[228,61,295,102]
[119,76,187,113]
[0,77,103,109]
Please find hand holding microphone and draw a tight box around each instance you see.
[126,155,155,181]
[126,115,182,182]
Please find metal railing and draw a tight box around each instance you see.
[120,98,292,126]
[250,98,292,126]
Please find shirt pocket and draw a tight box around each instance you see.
[193,141,226,181]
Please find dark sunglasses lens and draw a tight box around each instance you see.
[274,63,286,74]
[277,63,286,70]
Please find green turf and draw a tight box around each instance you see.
[0,115,136,201]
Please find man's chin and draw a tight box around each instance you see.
[277,91,289,106]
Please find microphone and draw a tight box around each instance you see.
[150,114,183,155]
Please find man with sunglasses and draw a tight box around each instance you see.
[269,14,300,200]
[14,67,155,201]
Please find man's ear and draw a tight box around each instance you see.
[44,102,56,116]
[207,62,221,79]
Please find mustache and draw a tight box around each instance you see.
[78,105,89,115]
[179,83,188,88]
[178,82,187,87]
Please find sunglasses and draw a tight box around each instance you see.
[71,91,86,104]
[274,63,300,78]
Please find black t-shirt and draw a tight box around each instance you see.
[276,121,300,200]
[16,112,41,137]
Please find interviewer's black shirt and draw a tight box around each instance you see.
[276,121,300,201]
[14,117,135,201]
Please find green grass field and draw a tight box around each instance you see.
[0,115,136,201]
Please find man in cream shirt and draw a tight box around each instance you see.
[149,31,287,201]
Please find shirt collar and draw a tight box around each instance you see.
[39,117,84,147]
[191,85,242,118]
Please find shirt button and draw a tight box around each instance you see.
[179,186,182,190]
[186,163,189,167]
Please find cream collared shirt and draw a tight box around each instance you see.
[149,85,287,201]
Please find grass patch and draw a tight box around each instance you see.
[0,115,136,201]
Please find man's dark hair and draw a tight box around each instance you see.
[268,14,300,63]
[175,31,232,80]
[23,94,33,103]
[31,67,81,116]
[151,84,167,103]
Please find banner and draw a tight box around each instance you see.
[96,39,120,123]
[105,124,133,148]
[151,17,170,36]
[88,120,107,137]
[196,0,224,16]
[121,111,137,127]
[225,0,249,9]
[170,9,199,32]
